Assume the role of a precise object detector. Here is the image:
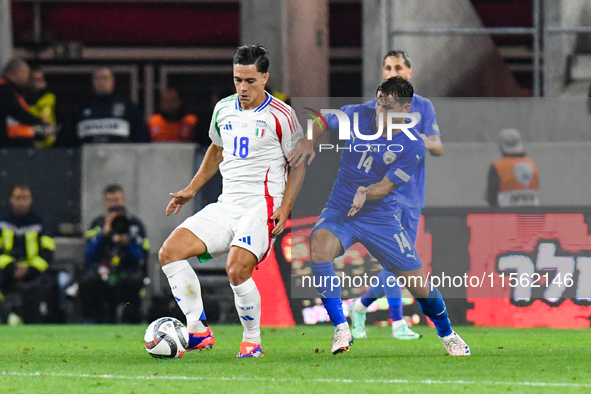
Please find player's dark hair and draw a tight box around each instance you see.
[104,184,124,196]
[383,50,412,69]
[233,45,269,73]
[8,181,31,198]
[377,77,414,105]
[2,57,28,76]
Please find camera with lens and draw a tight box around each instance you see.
[108,206,130,236]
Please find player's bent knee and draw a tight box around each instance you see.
[158,244,176,266]
[226,249,257,286]
[159,229,207,266]
[310,242,339,263]
[158,238,188,266]
[310,247,335,264]
[226,266,244,286]
[309,230,341,263]
[226,261,253,286]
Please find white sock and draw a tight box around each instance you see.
[162,260,207,333]
[335,322,349,331]
[354,298,368,313]
[231,278,261,344]
[391,319,407,331]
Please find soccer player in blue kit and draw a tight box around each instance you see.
[300,77,469,356]
[348,50,444,340]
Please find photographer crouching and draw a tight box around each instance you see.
[79,184,149,323]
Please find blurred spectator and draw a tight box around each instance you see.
[0,57,50,147]
[75,67,149,144]
[0,182,59,324]
[79,184,149,323]
[485,128,540,207]
[25,65,59,148]
[148,87,198,142]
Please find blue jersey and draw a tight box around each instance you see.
[323,103,426,218]
[366,93,440,208]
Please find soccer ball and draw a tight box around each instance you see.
[144,317,189,358]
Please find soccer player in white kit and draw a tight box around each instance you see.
[158,45,306,358]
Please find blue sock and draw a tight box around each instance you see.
[311,262,346,326]
[417,285,452,337]
[387,298,403,321]
[360,297,375,308]
[382,270,403,321]
[360,269,389,307]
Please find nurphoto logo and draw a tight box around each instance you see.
[303,107,418,152]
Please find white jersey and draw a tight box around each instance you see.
[208,92,304,204]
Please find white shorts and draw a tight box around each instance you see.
[177,196,280,262]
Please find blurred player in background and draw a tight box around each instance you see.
[290,50,444,341]
[159,45,306,358]
[301,77,469,356]
[347,50,444,340]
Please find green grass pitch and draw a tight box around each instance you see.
[1,325,590,393]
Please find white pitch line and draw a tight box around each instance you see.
[1,371,589,388]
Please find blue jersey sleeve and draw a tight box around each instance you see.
[419,98,440,138]
[385,142,427,186]
[324,105,357,133]
[324,112,339,132]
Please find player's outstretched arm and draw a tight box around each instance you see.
[288,117,326,167]
[348,177,398,217]
[270,163,306,235]
[421,134,443,156]
[166,143,223,216]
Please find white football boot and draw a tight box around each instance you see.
[331,323,354,355]
[439,331,470,356]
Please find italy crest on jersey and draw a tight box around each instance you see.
[255,120,266,138]
[383,151,397,164]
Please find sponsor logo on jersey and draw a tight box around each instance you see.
[383,151,397,164]
[223,121,232,131]
[255,120,266,138]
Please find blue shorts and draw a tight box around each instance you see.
[311,207,422,272]
[394,204,422,244]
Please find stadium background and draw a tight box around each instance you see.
[1,0,591,329]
